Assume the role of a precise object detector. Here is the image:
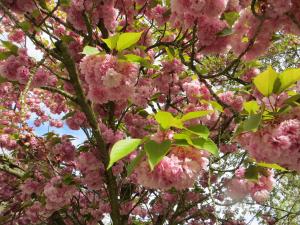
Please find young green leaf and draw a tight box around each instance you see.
[123,54,150,67]
[235,113,262,135]
[256,162,287,171]
[173,133,193,145]
[210,101,224,112]
[154,111,183,129]
[245,165,259,181]
[19,21,31,32]
[1,41,18,55]
[127,150,146,176]
[145,140,171,170]
[116,32,143,52]
[253,66,279,96]
[224,11,240,26]
[217,27,233,37]
[181,110,211,122]
[102,34,120,50]
[191,138,219,156]
[243,101,260,114]
[243,113,262,131]
[278,68,300,92]
[108,139,142,169]
[185,124,210,139]
[82,46,100,56]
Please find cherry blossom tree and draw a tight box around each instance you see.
[0,0,300,224]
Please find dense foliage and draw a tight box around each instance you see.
[0,0,300,224]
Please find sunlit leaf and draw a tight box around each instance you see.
[154,111,183,129]
[145,140,171,170]
[116,32,143,52]
[108,139,142,169]
[82,46,100,56]
[253,66,279,96]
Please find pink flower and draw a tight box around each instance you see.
[134,146,208,190]
[252,189,269,204]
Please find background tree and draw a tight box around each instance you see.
[0,0,300,224]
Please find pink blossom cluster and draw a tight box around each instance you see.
[170,0,300,58]
[0,48,33,84]
[3,0,36,13]
[0,49,57,87]
[134,146,209,190]
[152,59,183,102]
[227,167,275,203]
[65,0,117,32]
[0,171,16,201]
[220,143,238,153]
[132,77,155,107]
[80,54,139,105]
[145,4,170,27]
[219,91,244,116]
[170,0,229,29]
[124,113,155,138]
[51,136,76,162]
[183,79,211,103]
[66,111,88,130]
[231,1,300,60]
[43,176,77,212]
[19,178,41,200]
[99,121,124,144]
[76,151,104,190]
[170,0,231,53]
[237,107,300,172]
[241,68,260,82]
[43,92,69,115]
[8,29,25,43]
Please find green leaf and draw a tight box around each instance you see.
[116,32,143,52]
[82,46,100,56]
[63,174,75,185]
[211,101,224,112]
[123,54,150,67]
[60,0,71,6]
[61,35,75,44]
[38,0,49,10]
[166,47,175,59]
[283,94,300,106]
[253,66,279,96]
[243,113,262,131]
[102,34,120,50]
[245,165,259,181]
[174,139,190,147]
[185,124,210,139]
[19,21,31,32]
[173,133,193,145]
[256,162,287,171]
[224,11,240,26]
[108,139,142,169]
[0,76,8,84]
[243,101,260,114]
[154,111,183,129]
[217,27,233,37]
[1,41,18,54]
[145,140,171,170]
[127,150,146,176]
[191,138,219,156]
[0,51,13,60]
[235,113,262,135]
[278,68,300,92]
[181,110,211,122]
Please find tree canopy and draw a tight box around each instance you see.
[0,0,300,224]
